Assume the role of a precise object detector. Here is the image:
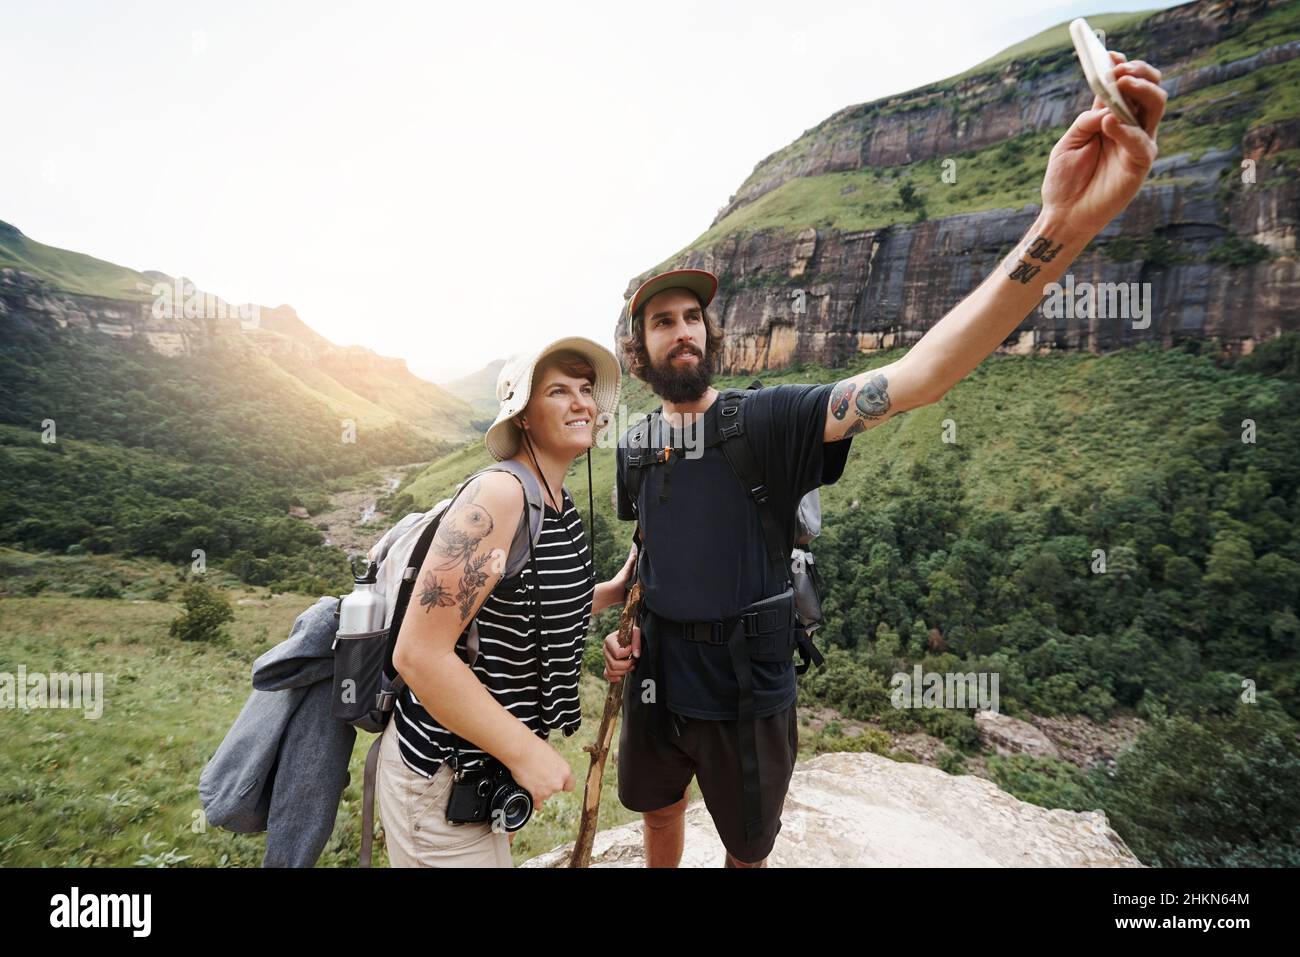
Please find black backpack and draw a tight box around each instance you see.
[622,379,826,673]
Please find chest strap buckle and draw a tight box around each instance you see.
[683,620,727,645]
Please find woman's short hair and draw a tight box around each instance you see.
[533,349,596,388]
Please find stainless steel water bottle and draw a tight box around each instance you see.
[338,559,386,637]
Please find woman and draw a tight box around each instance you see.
[376,336,633,867]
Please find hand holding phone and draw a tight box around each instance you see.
[1069,18,1140,127]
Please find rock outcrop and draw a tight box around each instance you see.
[975,710,1062,758]
[524,751,1143,868]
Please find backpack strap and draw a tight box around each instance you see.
[713,383,789,568]
[360,735,384,866]
[475,460,547,579]
[622,410,660,509]
[719,382,826,677]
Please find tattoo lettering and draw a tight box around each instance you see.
[1004,233,1063,285]
[854,373,891,419]
[1025,237,1063,262]
[417,478,500,624]
[830,381,856,420]
[1006,261,1042,284]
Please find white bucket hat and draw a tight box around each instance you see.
[484,336,622,461]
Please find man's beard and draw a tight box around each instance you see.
[643,344,713,403]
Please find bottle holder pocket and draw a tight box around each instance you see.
[791,549,823,629]
[332,627,391,732]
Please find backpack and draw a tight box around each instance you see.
[623,379,826,673]
[331,458,548,866]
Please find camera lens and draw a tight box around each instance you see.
[487,783,532,833]
[498,790,532,831]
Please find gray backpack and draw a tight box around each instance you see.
[331,459,548,865]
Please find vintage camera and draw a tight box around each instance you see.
[446,760,533,833]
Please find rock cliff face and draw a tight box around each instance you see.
[1,265,387,368]
[622,0,1300,374]
[524,751,1142,868]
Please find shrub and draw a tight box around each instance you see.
[1206,235,1274,267]
[79,579,122,599]
[898,181,925,212]
[987,753,1092,809]
[936,746,966,773]
[168,578,235,642]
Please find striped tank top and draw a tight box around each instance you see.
[392,487,595,778]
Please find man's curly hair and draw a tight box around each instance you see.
[617,293,725,382]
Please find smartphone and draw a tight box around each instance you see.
[1069,17,1140,127]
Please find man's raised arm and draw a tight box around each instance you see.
[825,51,1166,444]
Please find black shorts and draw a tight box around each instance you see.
[616,657,799,864]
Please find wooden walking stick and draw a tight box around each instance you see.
[569,543,643,867]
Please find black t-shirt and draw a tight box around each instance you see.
[615,382,854,719]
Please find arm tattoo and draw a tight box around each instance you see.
[417,478,499,624]
[830,381,856,420]
[418,572,454,611]
[1003,233,1064,285]
[830,373,890,439]
[454,553,493,622]
[854,373,891,419]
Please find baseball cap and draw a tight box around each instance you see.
[623,268,718,336]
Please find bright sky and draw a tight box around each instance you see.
[1,0,1185,384]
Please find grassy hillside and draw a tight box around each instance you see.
[0,221,480,446]
[319,357,483,440]
[439,359,508,417]
[944,9,1159,85]
[0,570,645,867]
[0,220,155,300]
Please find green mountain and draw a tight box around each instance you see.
[0,220,482,592]
[439,358,507,418]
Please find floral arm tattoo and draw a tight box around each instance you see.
[417,479,499,625]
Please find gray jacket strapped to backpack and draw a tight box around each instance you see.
[198,595,356,867]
